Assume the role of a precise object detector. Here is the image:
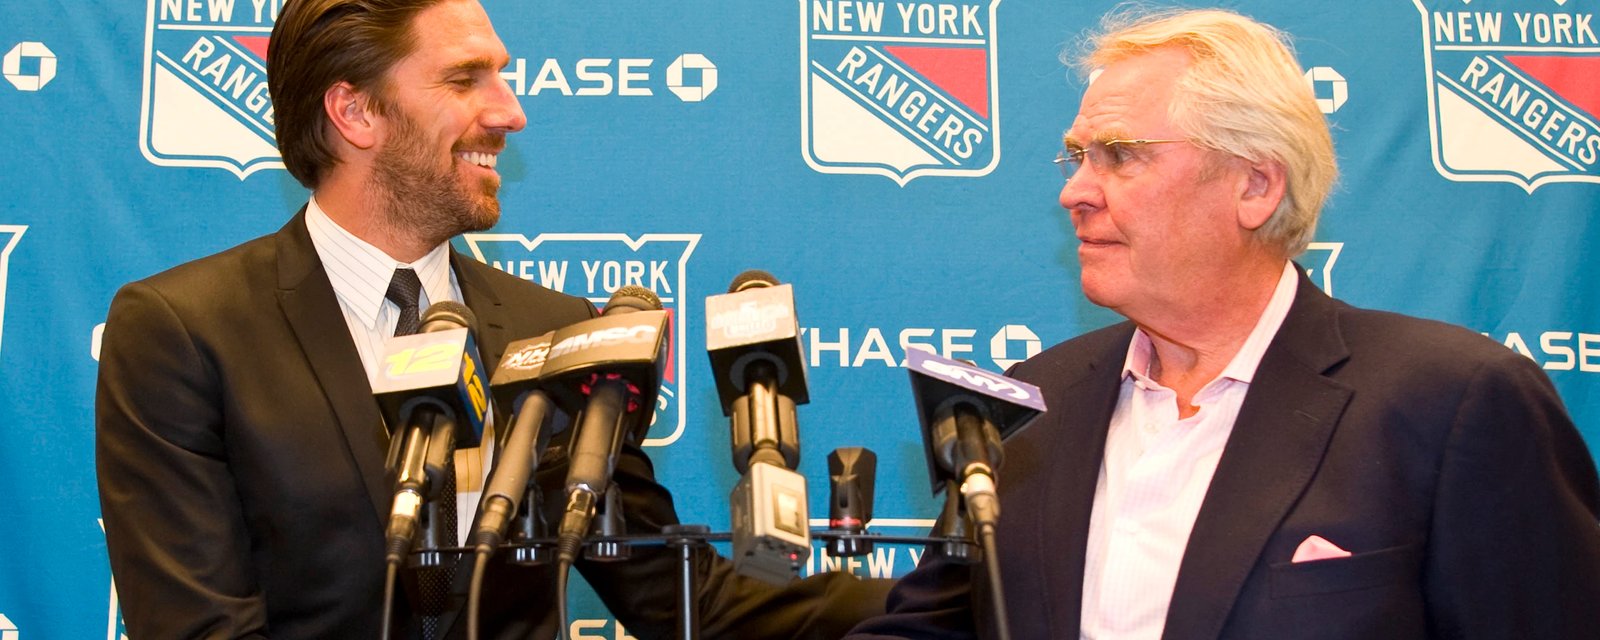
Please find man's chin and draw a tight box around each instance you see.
[1077,275,1124,310]
[466,199,501,232]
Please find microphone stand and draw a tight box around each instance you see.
[427,526,976,636]
[662,524,710,640]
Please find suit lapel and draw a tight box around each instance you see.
[273,210,393,523]
[1162,272,1354,640]
[1034,327,1129,636]
[451,251,511,366]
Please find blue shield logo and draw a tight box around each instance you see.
[460,233,700,446]
[1414,0,1600,192]
[800,0,1002,185]
[139,0,282,178]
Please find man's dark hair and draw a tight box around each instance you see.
[267,0,444,188]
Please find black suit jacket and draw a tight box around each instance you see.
[848,271,1600,639]
[97,212,891,639]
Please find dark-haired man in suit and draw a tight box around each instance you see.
[97,0,888,637]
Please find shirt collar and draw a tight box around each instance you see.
[304,196,456,331]
[1121,261,1300,385]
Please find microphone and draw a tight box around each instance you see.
[908,353,1042,640]
[372,301,491,565]
[706,270,811,584]
[827,447,877,557]
[905,350,1044,529]
[545,286,670,567]
[471,331,559,555]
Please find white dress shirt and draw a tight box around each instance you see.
[1080,262,1300,640]
[303,197,485,540]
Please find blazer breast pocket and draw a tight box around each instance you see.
[1268,543,1422,599]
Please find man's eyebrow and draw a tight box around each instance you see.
[1090,128,1129,144]
[443,56,503,74]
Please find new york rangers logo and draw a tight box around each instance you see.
[140,0,282,178]
[461,233,699,446]
[800,0,1001,185]
[0,226,24,357]
[1301,242,1342,297]
[1415,0,1600,192]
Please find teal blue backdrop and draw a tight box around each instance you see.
[1,0,1596,637]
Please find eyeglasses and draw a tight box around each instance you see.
[1053,137,1186,180]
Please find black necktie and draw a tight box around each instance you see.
[385,268,423,337]
[385,268,456,637]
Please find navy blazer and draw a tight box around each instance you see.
[848,271,1600,639]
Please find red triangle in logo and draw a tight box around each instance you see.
[882,46,989,119]
[234,35,271,61]
[1503,55,1600,119]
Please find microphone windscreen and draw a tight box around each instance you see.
[606,285,662,313]
[728,269,779,293]
[422,300,476,330]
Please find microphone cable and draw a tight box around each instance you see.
[556,555,575,640]
[379,561,398,640]
[978,523,1011,640]
[466,548,492,640]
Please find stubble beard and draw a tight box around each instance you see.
[369,110,502,249]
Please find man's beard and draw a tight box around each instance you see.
[368,110,503,248]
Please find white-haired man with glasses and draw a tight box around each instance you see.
[847,7,1600,640]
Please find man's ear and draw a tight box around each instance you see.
[1238,158,1287,231]
[323,81,380,150]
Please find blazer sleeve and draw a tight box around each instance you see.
[560,441,895,640]
[842,532,982,639]
[96,282,271,639]
[1423,352,1600,639]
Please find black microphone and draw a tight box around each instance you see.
[827,447,877,557]
[906,351,1044,529]
[471,332,560,555]
[372,301,491,565]
[706,270,811,584]
[908,353,1042,640]
[545,286,669,567]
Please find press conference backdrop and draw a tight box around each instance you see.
[1,0,1596,637]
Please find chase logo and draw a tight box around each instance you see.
[0,226,24,357]
[461,233,699,446]
[140,0,282,178]
[800,0,1001,185]
[3,42,57,91]
[1414,0,1600,192]
[500,53,718,103]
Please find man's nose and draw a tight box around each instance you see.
[1059,164,1104,215]
[485,75,526,133]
